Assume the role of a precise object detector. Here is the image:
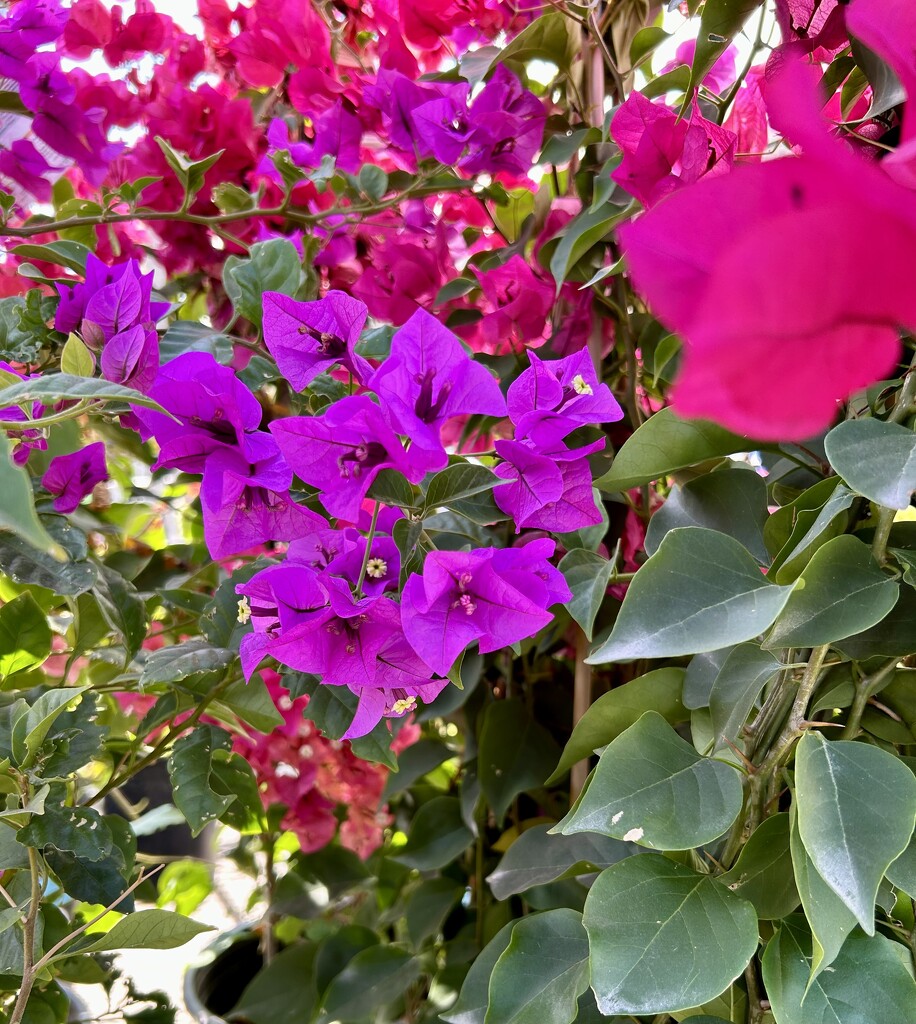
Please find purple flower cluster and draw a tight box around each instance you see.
[0,0,121,199]
[56,254,168,393]
[41,441,108,513]
[494,350,623,532]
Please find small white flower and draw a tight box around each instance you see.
[571,374,593,395]
[391,696,417,715]
[366,557,388,579]
[236,596,251,624]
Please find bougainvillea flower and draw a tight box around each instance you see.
[469,255,554,352]
[723,66,768,162]
[370,308,506,464]
[271,395,429,522]
[262,290,372,390]
[0,140,61,202]
[287,525,399,597]
[0,362,46,465]
[508,348,623,444]
[460,65,545,178]
[611,92,737,208]
[41,442,108,514]
[32,100,123,187]
[56,256,168,338]
[200,446,327,560]
[352,235,445,326]
[0,0,67,78]
[100,324,159,393]
[135,352,273,472]
[620,55,916,440]
[401,539,570,676]
[411,95,474,164]
[660,40,738,95]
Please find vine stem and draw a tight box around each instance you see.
[355,501,381,598]
[9,834,40,1024]
[0,399,93,431]
[840,657,900,739]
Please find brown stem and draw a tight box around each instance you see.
[9,780,41,1024]
[571,629,593,800]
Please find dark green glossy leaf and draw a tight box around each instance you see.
[559,549,613,640]
[10,241,90,274]
[11,686,90,768]
[765,535,899,648]
[708,643,781,751]
[405,877,463,947]
[796,732,916,932]
[761,918,916,1024]
[490,12,579,71]
[0,373,168,413]
[166,725,235,836]
[223,239,301,330]
[683,647,735,710]
[441,922,515,1024]
[423,464,500,514]
[487,824,635,900]
[0,516,95,595]
[555,712,742,851]
[583,854,758,1016]
[719,813,799,920]
[232,944,318,1024]
[154,137,224,207]
[548,204,623,287]
[159,321,233,364]
[92,561,148,662]
[587,528,792,663]
[645,468,769,564]
[358,164,388,200]
[139,640,235,686]
[548,668,686,784]
[394,796,474,870]
[479,699,560,823]
[485,909,589,1024]
[17,804,113,862]
[834,583,916,659]
[318,946,420,1024]
[824,418,916,510]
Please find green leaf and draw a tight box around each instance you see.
[487,824,635,900]
[139,640,235,686]
[210,751,268,834]
[423,464,500,514]
[707,643,781,752]
[761,919,916,1024]
[92,561,149,662]
[167,725,235,836]
[405,877,463,947]
[583,854,758,1016]
[789,811,857,984]
[0,373,168,413]
[596,409,756,492]
[11,686,90,768]
[289,674,360,740]
[558,549,613,640]
[485,909,589,1024]
[368,468,418,510]
[45,848,130,907]
[0,516,95,594]
[0,436,66,558]
[60,333,94,377]
[479,699,560,823]
[587,528,793,663]
[548,668,686,784]
[824,418,916,510]
[834,582,916,660]
[223,239,301,329]
[555,712,742,851]
[441,922,515,1024]
[382,738,453,797]
[767,480,856,583]
[490,11,580,71]
[315,927,379,997]
[548,203,622,287]
[765,535,899,648]
[394,796,474,870]
[318,946,420,1024]
[211,181,254,214]
[10,241,90,274]
[358,164,388,201]
[689,0,764,95]
[887,831,916,898]
[629,26,671,69]
[159,321,233,364]
[719,813,799,920]
[232,944,318,1024]
[538,127,602,166]
[795,732,916,932]
[683,647,734,710]
[645,468,769,564]
[213,675,283,733]
[154,137,224,207]
[157,859,213,917]
[0,593,51,677]
[67,909,213,957]
[17,804,113,862]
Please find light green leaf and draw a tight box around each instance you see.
[789,811,857,985]
[708,644,781,752]
[824,418,916,510]
[487,824,634,900]
[60,333,94,377]
[645,469,770,565]
[559,549,613,640]
[587,528,793,663]
[765,535,899,648]
[0,436,66,557]
[0,592,51,677]
[67,909,214,957]
[358,164,388,201]
[490,12,580,71]
[11,686,90,768]
[548,203,623,287]
[224,238,301,330]
[555,712,742,851]
[478,699,560,823]
[796,732,916,932]
[0,373,168,413]
[766,479,855,583]
[159,321,233,364]
[688,0,764,95]
[548,668,686,784]
[485,909,589,1024]
[596,408,757,492]
[154,137,224,207]
[761,919,916,1024]
[11,241,90,274]
[719,813,799,920]
[583,854,758,1016]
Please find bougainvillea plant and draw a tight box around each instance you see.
[2,0,916,1022]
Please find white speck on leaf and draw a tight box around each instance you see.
[622,827,644,842]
